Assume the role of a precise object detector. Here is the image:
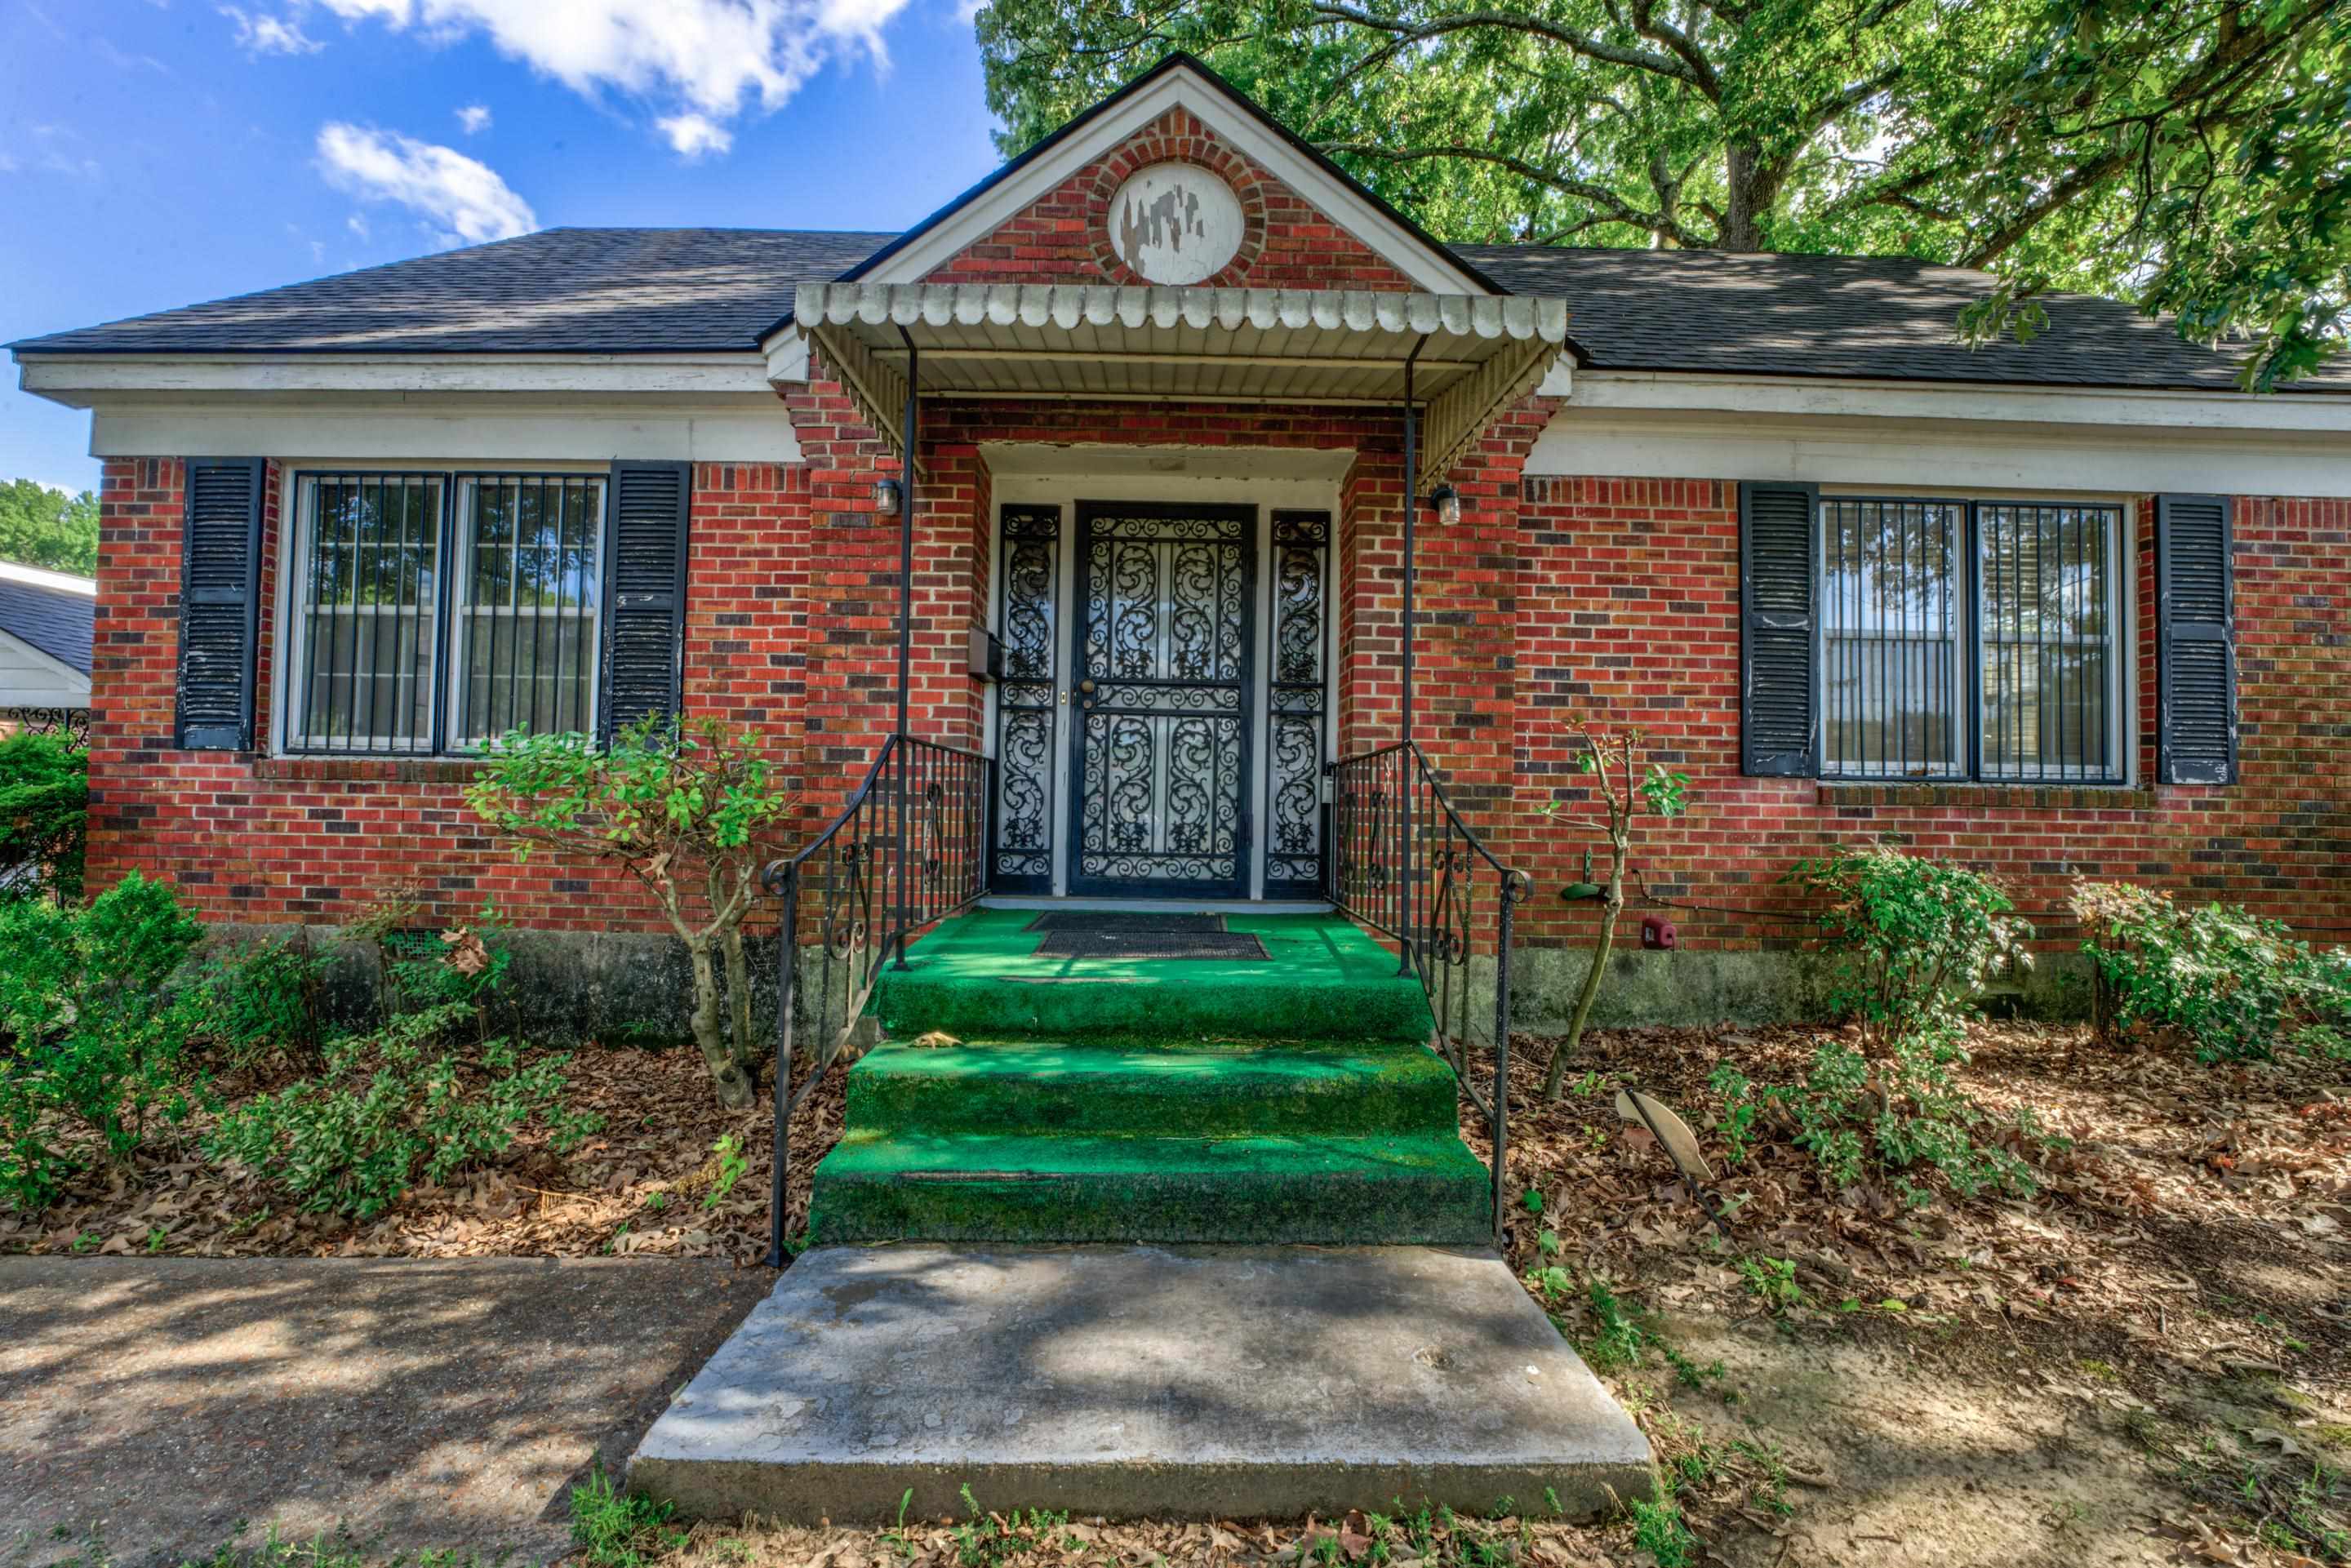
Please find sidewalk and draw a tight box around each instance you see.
[0,1257,771,1567]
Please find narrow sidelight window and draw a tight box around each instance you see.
[285,469,613,755]
[1815,495,2123,784]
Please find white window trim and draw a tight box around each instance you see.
[1817,486,2135,786]
[273,464,610,758]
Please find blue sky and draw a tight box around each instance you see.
[0,0,1007,495]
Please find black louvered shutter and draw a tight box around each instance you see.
[1739,480,1821,776]
[176,457,265,750]
[2157,492,2236,784]
[599,461,691,743]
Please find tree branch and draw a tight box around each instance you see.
[1306,2,1709,92]
[1322,139,1705,244]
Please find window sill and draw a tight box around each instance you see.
[1817,780,2156,811]
[254,755,489,785]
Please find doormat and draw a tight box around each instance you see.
[1023,911,1226,934]
[1027,912,1269,962]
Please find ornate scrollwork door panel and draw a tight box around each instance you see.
[989,505,1061,894]
[1067,504,1255,899]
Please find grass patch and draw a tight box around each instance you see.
[571,1469,687,1568]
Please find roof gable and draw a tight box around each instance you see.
[842,54,1493,296]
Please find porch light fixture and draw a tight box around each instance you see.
[873,476,904,513]
[1428,483,1461,526]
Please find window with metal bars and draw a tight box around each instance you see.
[283,472,605,754]
[1821,496,2124,784]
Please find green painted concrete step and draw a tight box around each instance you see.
[809,1130,1492,1246]
[874,908,1432,1046]
[846,1038,1462,1139]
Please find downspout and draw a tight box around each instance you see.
[1397,334,1426,979]
[893,326,919,971]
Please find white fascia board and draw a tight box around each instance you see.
[1567,368,2351,434]
[855,66,1488,298]
[91,402,802,465]
[1528,405,2351,498]
[16,353,774,407]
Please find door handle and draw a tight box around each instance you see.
[1078,679,1097,694]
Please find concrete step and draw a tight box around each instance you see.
[873,908,1433,1046]
[845,1038,1464,1139]
[809,1130,1492,1246]
[627,1244,1655,1524]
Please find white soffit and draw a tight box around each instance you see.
[792,281,1571,478]
[850,64,1489,296]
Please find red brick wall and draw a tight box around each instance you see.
[86,458,813,934]
[923,107,1420,291]
[83,435,2351,958]
[1505,482,2351,953]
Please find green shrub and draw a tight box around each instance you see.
[1786,847,2032,1051]
[1709,1033,2038,1206]
[0,728,87,901]
[2073,881,2342,1063]
[0,873,207,1210]
[207,1003,599,1220]
[193,935,332,1072]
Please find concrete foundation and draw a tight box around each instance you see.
[626,1244,1653,1523]
[202,923,2097,1046]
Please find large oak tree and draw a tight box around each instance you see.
[976,0,2349,388]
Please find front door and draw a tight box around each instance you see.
[1065,503,1256,899]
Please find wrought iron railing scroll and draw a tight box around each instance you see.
[1327,740,1531,1250]
[761,735,989,1265]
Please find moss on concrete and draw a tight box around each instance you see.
[809,1129,1491,1246]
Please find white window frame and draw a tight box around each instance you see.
[1818,487,2132,785]
[275,465,609,757]
[444,473,607,751]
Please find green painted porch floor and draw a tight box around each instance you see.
[808,908,1490,1246]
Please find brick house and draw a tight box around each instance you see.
[11,54,2349,1031]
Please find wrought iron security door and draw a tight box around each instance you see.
[1067,504,1256,899]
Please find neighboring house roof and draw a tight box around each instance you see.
[8,228,896,358]
[0,562,96,677]
[11,193,2341,393]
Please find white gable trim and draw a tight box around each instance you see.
[852,64,1489,297]
[0,627,90,711]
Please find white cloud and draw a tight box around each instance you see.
[222,6,324,53]
[346,211,370,238]
[315,122,538,247]
[305,0,915,155]
[455,103,492,135]
[657,112,731,158]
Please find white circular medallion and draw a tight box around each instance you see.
[1107,162,1244,285]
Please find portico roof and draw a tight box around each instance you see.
[788,281,1573,478]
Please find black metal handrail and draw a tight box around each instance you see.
[1327,740,1530,1248]
[760,733,991,1265]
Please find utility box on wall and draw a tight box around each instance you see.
[968,626,1002,681]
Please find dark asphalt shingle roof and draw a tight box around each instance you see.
[0,574,95,676]
[1454,245,2345,392]
[11,226,2340,393]
[8,229,896,357]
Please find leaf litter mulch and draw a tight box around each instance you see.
[4,1023,2347,1566]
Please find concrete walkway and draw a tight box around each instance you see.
[0,1257,771,1567]
[629,1245,1652,1523]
